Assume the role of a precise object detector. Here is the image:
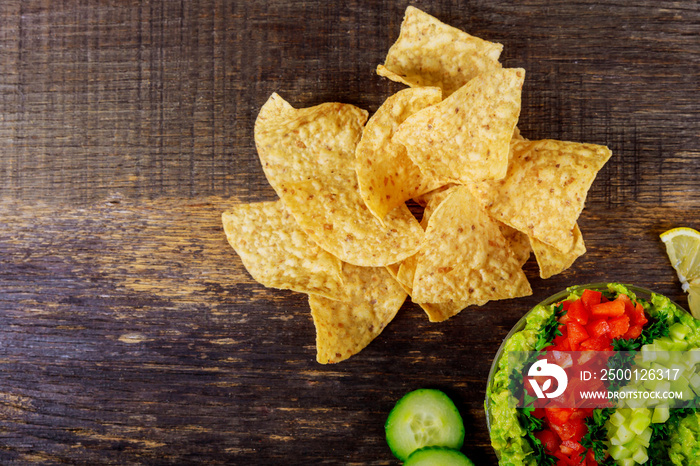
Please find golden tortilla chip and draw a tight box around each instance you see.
[222,201,345,299]
[391,254,474,323]
[396,254,419,291]
[420,300,486,323]
[254,93,424,267]
[413,183,457,208]
[394,68,525,185]
[310,263,407,364]
[412,186,532,304]
[385,262,401,280]
[398,185,501,321]
[376,6,503,97]
[397,185,456,289]
[512,126,526,141]
[531,223,586,279]
[498,222,531,268]
[416,184,531,269]
[468,138,612,252]
[356,87,444,221]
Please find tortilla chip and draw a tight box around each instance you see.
[412,186,532,304]
[396,254,418,291]
[416,186,531,270]
[396,185,493,321]
[420,300,486,323]
[392,255,474,323]
[498,222,531,268]
[397,185,456,289]
[376,6,503,97]
[394,68,525,185]
[512,126,526,141]
[468,138,612,252]
[356,87,444,221]
[413,183,458,208]
[531,223,586,279]
[254,93,424,267]
[385,262,401,280]
[222,201,345,299]
[309,263,407,364]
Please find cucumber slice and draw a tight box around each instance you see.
[385,389,465,461]
[403,447,474,466]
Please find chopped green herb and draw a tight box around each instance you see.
[535,304,565,352]
[580,408,613,463]
[517,407,556,466]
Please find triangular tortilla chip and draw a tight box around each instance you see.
[376,6,503,97]
[419,300,487,323]
[394,68,525,185]
[222,201,345,299]
[397,184,459,290]
[412,186,532,304]
[498,222,531,268]
[390,254,475,323]
[468,138,612,252]
[309,263,407,364]
[400,185,517,322]
[531,224,586,279]
[356,87,444,221]
[254,93,424,267]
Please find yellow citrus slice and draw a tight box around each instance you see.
[660,227,700,318]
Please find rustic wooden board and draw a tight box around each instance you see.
[1,0,699,464]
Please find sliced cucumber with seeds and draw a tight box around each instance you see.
[385,389,465,461]
[403,447,474,466]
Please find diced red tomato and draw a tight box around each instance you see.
[567,299,589,325]
[622,324,643,339]
[545,407,574,426]
[586,318,610,338]
[551,350,574,369]
[560,439,586,455]
[586,448,599,466]
[535,428,561,453]
[526,290,653,466]
[567,322,589,351]
[581,289,602,310]
[632,302,649,326]
[551,418,588,443]
[559,309,571,324]
[590,298,625,317]
[554,337,572,351]
[577,350,597,366]
[554,447,585,465]
[569,408,593,421]
[608,314,630,339]
[617,293,635,315]
[579,335,612,351]
[552,332,571,351]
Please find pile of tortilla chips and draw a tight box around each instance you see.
[223,6,612,363]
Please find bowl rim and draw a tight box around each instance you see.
[484,282,687,436]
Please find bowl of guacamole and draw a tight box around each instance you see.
[485,283,700,466]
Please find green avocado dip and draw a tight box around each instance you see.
[668,412,700,465]
[485,283,700,466]
[486,300,553,466]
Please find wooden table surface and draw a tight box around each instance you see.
[1,0,699,464]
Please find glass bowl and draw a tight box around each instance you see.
[484,283,687,445]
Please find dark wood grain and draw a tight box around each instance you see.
[1,0,699,464]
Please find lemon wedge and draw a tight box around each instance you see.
[660,227,700,318]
